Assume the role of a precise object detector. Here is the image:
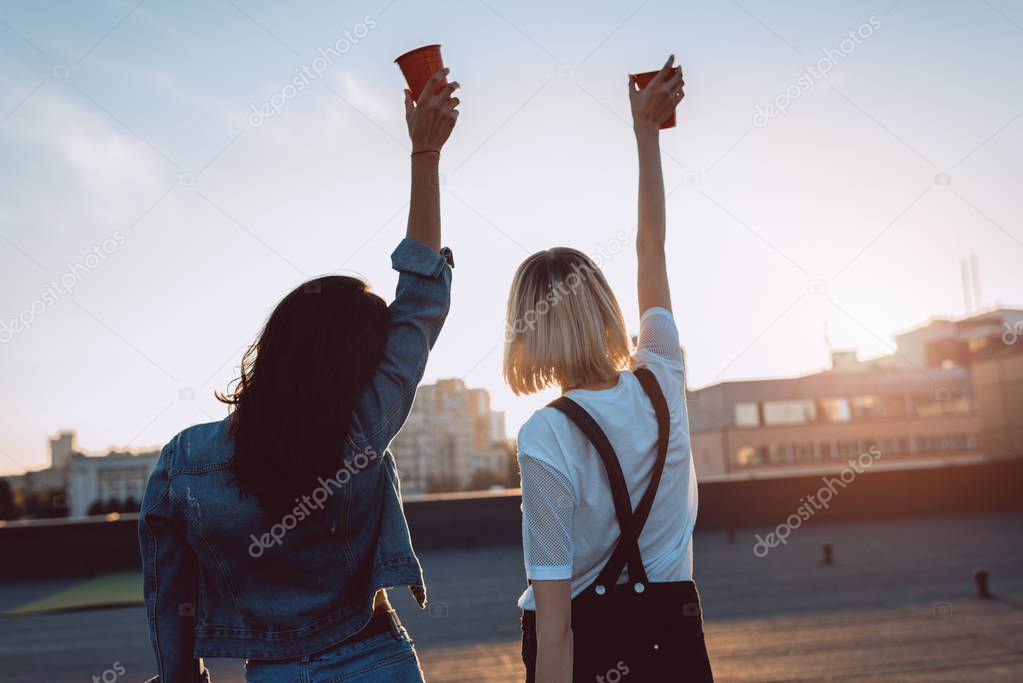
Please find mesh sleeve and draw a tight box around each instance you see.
[519,455,574,580]
[637,307,682,362]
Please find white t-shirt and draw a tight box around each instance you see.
[517,307,698,611]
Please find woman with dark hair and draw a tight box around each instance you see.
[139,68,459,683]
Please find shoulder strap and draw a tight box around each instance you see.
[593,367,671,590]
[548,395,648,585]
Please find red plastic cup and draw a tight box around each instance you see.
[395,44,446,101]
[631,66,682,129]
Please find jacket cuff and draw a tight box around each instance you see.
[391,238,448,278]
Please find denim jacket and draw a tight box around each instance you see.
[139,238,452,682]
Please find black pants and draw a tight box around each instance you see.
[521,580,714,683]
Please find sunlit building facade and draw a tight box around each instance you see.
[67,449,160,517]
[688,308,1023,477]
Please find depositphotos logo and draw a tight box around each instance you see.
[248,16,377,127]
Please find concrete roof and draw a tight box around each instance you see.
[1,512,1020,681]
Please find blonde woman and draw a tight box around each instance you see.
[506,56,713,682]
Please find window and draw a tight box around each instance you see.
[837,440,859,458]
[819,398,851,423]
[735,402,760,427]
[915,396,943,417]
[945,397,970,415]
[762,400,817,426]
[912,395,970,418]
[734,445,770,466]
[792,442,815,461]
[879,395,908,418]
[916,433,975,452]
[851,396,881,420]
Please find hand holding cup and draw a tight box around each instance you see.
[404,68,460,154]
[629,55,685,133]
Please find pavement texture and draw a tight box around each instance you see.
[1,512,1021,682]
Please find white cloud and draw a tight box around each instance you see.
[335,69,399,123]
[0,82,168,226]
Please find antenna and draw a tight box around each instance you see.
[823,322,835,370]
[960,258,972,315]
[970,253,982,312]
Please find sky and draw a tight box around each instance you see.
[0,0,1021,474]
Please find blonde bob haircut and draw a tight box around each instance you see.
[503,248,631,395]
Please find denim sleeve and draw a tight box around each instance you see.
[138,441,211,683]
[349,237,452,456]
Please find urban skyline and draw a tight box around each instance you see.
[4,279,1018,477]
[1,377,515,517]
[4,305,1019,488]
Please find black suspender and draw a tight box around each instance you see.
[547,367,671,593]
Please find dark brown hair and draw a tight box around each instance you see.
[218,276,389,514]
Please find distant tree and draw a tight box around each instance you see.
[23,490,69,519]
[10,489,28,520]
[501,441,520,488]
[22,493,41,518]
[122,496,140,513]
[49,490,70,517]
[87,500,106,516]
[425,474,461,494]
[466,468,504,492]
[0,480,15,520]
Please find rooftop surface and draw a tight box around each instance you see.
[1,512,1021,682]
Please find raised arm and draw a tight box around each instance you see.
[349,70,460,455]
[629,55,684,314]
[404,68,459,252]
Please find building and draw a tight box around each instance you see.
[1,431,159,518]
[67,448,159,517]
[390,378,510,493]
[48,431,75,472]
[688,308,1023,477]
[0,429,75,505]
